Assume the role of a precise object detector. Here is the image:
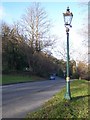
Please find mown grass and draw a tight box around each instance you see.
[26,80,89,119]
[1,74,45,85]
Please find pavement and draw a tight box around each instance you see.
[2,77,66,118]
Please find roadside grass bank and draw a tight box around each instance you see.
[26,80,89,119]
[1,74,46,85]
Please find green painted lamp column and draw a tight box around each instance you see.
[64,27,71,100]
[63,7,73,100]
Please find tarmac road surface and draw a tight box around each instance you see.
[2,77,66,118]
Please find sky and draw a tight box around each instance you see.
[0,1,88,62]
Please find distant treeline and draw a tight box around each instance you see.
[1,22,77,78]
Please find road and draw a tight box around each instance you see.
[2,77,66,118]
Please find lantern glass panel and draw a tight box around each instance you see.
[64,15,72,25]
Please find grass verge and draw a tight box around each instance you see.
[1,74,45,85]
[26,80,89,119]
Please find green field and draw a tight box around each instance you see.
[26,80,89,119]
[1,74,45,85]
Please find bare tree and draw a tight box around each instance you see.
[53,39,75,61]
[75,2,88,64]
[20,2,55,52]
[88,2,90,64]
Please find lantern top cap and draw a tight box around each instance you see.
[63,6,73,17]
[67,6,70,11]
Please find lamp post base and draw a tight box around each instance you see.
[64,80,71,100]
[64,93,71,100]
